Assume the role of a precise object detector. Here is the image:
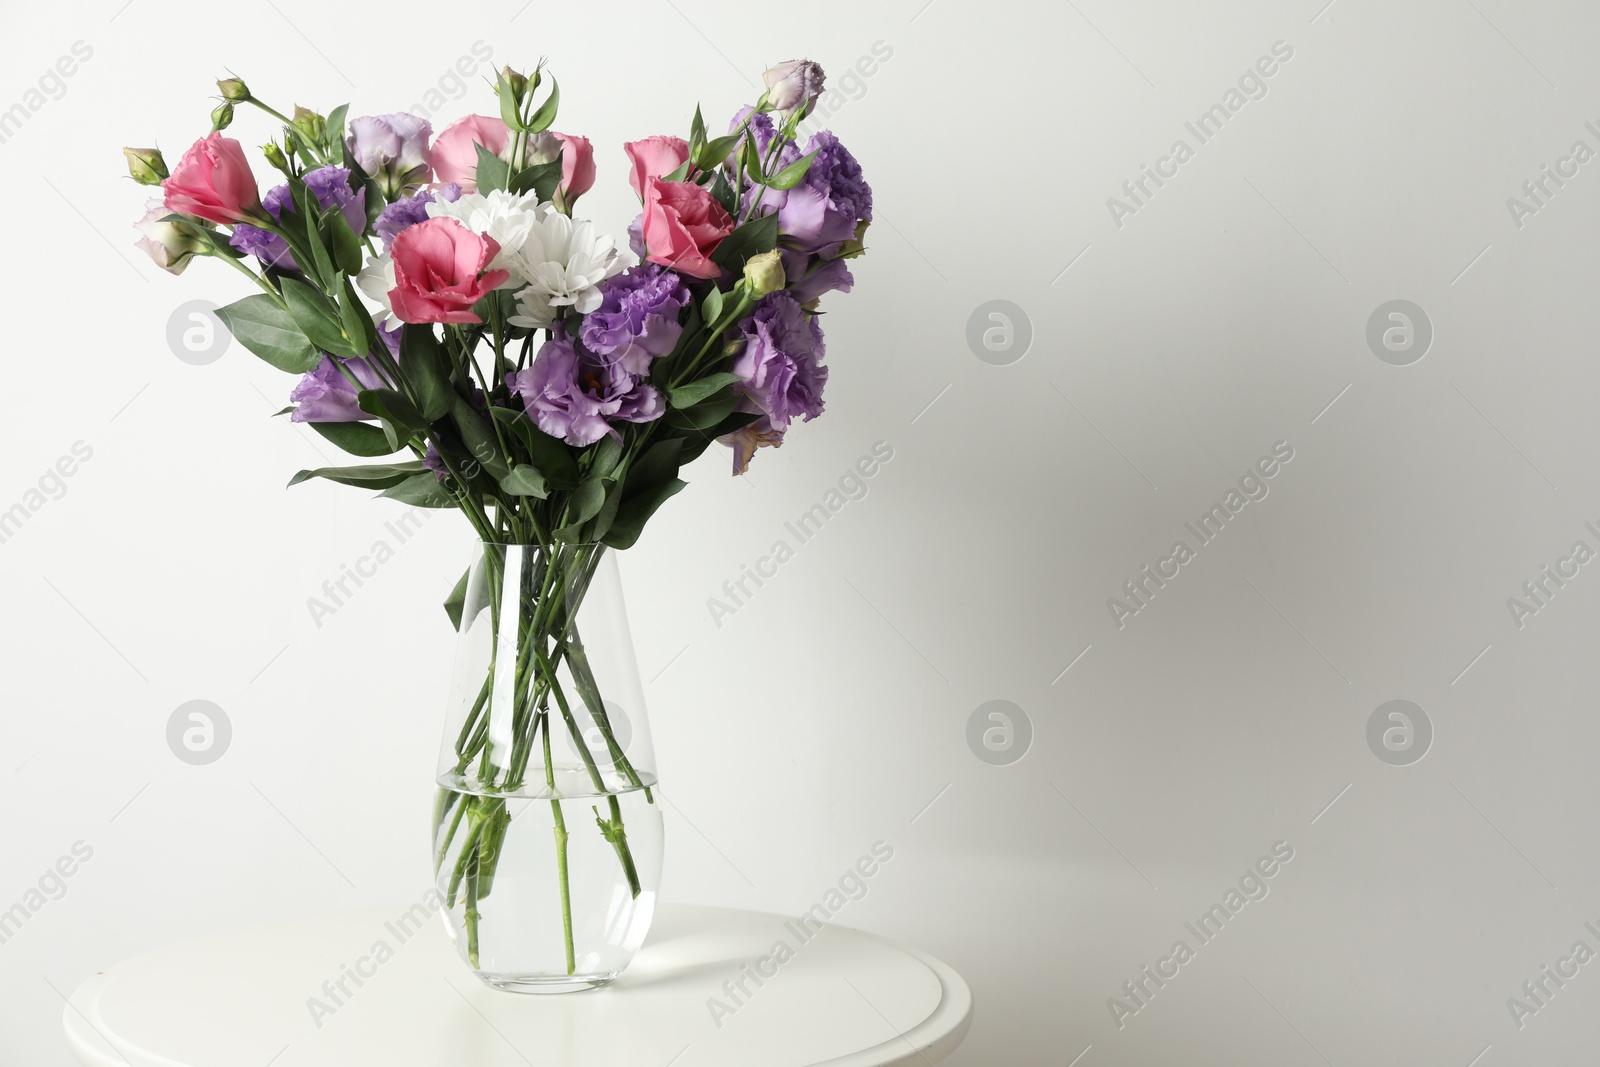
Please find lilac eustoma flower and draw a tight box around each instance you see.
[506,329,664,446]
[738,123,871,258]
[729,293,827,431]
[578,264,691,372]
[289,355,387,423]
[374,183,461,251]
[230,166,367,270]
[346,113,432,198]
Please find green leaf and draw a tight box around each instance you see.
[626,438,684,492]
[525,75,560,133]
[339,276,382,357]
[498,75,526,132]
[695,131,745,171]
[443,567,470,630]
[662,160,693,183]
[565,477,607,526]
[678,410,760,464]
[282,275,358,358]
[310,421,402,457]
[474,143,510,194]
[667,373,742,410]
[591,434,624,479]
[498,464,549,498]
[326,104,348,156]
[710,212,779,273]
[215,295,319,373]
[701,286,724,325]
[690,105,707,155]
[358,388,426,449]
[666,392,738,430]
[287,462,424,489]
[324,206,363,275]
[379,471,459,508]
[451,395,509,480]
[300,194,338,290]
[587,476,625,542]
[765,149,818,191]
[400,325,453,420]
[710,169,738,215]
[603,478,687,550]
[490,407,578,488]
[508,158,563,201]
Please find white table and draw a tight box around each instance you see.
[62,903,971,1066]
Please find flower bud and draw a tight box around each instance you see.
[292,106,326,145]
[134,198,211,276]
[500,66,529,105]
[742,249,785,297]
[261,141,290,174]
[217,77,250,102]
[210,102,234,132]
[761,59,825,119]
[123,146,169,185]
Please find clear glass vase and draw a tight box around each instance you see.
[432,541,662,993]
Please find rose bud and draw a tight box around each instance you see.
[211,102,234,131]
[217,77,250,102]
[123,147,169,185]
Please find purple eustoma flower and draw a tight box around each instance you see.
[720,293,827,473]
[374,183,461,251]
[289,354,387,423]
[578,265,691,370]
[230,166,368,270]
[506,329,664,446]
[741,127,871,258]
[346,113,432,198]
[729,293,827,430]
[782,253,854,305]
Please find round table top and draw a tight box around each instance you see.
[62,903,971,1067]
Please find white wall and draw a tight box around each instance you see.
[4,0,1599,1063]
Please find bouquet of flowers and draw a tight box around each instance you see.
[125,58,871,985]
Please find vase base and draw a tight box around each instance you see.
[476,971,620,995]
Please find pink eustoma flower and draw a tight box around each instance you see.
[388,217,508,325]
[640,178,733,280]
[162,132,262,225]
[431,115,510,191]
[622,136,690,200]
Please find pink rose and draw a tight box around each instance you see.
[162,132,262,225]
[623,136,690,200]
[431,115,510,190]
[640,177,734,280]
[550,131,595,209]
[388,217,509,325]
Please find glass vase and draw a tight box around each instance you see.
[432,541,662,993]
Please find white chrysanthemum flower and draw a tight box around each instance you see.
[426,189,547,287]
[357,252,400,329]
[507,211,636,329]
